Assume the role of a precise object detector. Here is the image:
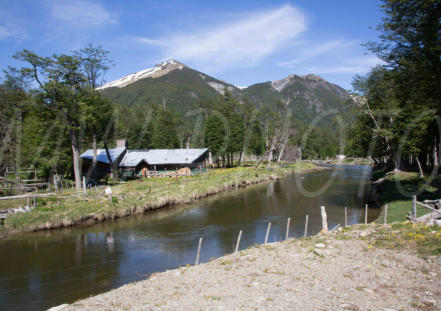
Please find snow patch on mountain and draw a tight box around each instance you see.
[97,60,185,90]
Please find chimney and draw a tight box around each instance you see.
[116,139,127,148]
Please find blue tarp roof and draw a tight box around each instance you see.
[80,147,126,164]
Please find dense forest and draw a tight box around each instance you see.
[346,0,441,177]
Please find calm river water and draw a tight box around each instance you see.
[0,165,377,311]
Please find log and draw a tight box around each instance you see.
[0,193,56,200]
[416,201,441,215]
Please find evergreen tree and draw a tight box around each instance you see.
[152,109,179,148]
[204,114,225,160]
[248,120,265,157]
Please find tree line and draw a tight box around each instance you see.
[346,0,441,176]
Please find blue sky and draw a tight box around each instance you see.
[0,0,384,90]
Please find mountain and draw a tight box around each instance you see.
[99,60,240,115]
[99,60,352,127]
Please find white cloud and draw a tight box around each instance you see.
[138,4,307,71]
[0,26,13,40]
[51,0,116,28]
[304,56,383,74]
[278,39,357,67]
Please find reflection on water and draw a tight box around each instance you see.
[0,165,375,311]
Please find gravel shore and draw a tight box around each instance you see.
[54,224,440,311]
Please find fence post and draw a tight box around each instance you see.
[234,230,242,253]
[285,217,291,240]
[82,176,87,197]
[412,195,417,218]
[264,222,271,244]
[364,204,368,224]
[320,206,328,233]
[304,214,309,237]
[344,207,348,227]
[383,205,388,225]
[195,237,203,265]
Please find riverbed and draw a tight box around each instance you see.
[0,165,377,311]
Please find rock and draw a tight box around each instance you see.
[315,243,326,248]
[359,231,368,237]
[313,249,330,257]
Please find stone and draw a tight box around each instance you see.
[315,243,326,248]
[359,231,368,237]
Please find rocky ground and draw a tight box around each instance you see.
[53,223,441,311]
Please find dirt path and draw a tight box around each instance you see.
[54,224,440,311]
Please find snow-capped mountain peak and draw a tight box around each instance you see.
[97,60,185,90]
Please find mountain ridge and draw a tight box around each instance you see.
[99,60,353,130]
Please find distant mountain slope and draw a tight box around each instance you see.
[100,60,352,127]
[243,74,350,127]
[100,60,240,114]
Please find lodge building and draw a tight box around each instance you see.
[80,140,209,179]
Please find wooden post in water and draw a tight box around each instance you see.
[412,195,417,218]
[344,207,348,227]
[364,204,368,224]
[264,222,271,244]
[82,176,87,197]
[195,237,203,265]
[320,206,328,233]
[383,205,388,225]
[285,217,291,240]
[235,230,242,253]
[304,214,309,237]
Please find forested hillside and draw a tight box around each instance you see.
[0,46,355,181]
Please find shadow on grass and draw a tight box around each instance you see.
[375,171,441,223]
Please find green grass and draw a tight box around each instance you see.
[3,162,317,233]
[368,223,441,258]
[375,171,441,223]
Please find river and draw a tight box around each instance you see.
[0,165,377,311]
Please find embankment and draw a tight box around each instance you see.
[54,223,441,311]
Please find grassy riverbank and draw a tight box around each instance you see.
[374,170,441,223]
[58,222,441,311]
[2,162,318,235]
